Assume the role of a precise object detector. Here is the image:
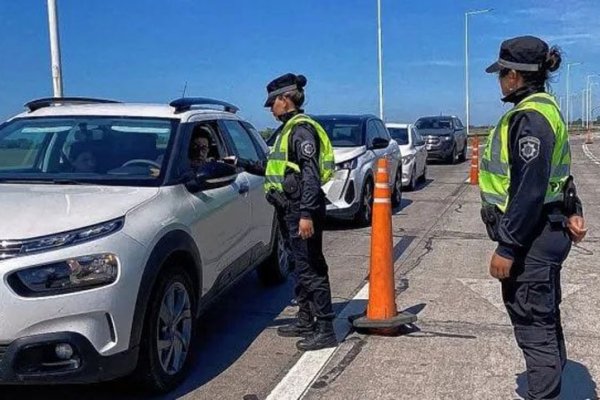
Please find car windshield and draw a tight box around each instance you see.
[387,127,409,145]
[0,116,177,186]
[313,118,364,147]
[415,118,453,130]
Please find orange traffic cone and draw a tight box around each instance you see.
[470,136,480,185]
[352,158,417,333]
[585,129,593,144]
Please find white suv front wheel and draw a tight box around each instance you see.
[136,266,197,393]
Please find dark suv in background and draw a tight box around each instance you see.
[415,116,467,164]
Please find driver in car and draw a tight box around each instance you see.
[150,125,214,177]
[189,125,213,169]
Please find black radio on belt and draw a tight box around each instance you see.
[563,175,577,216]
[481,205,500,242]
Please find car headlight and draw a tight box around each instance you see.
[335,158,358,170]
[402,154,415,165]
[442,136,453,141]
[8,253,119,297]
[19,217,124,256]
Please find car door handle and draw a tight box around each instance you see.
[238,184,250,194]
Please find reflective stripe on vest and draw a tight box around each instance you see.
[479,92,570,213]
[264,114,335,193]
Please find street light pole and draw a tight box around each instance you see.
[585,74,598,128]
[582,89,587,128]
[376,0,384,120]
[566,62,582,132]
[47,0,63,97]
[465,9,492,138]
[590,83,599,129]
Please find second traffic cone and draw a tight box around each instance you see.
[470,136,479,185]
[352,158,417,333]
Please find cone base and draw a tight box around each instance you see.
[352,311,417,329]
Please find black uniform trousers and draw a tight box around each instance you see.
[501,217,571,400]
[276,197,334,322]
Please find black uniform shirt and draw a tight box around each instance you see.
[495,86,580,260]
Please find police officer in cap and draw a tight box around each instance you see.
[481,36,587,399]
[262,73,337,351]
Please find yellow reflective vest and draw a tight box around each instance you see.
[479,92,570,213]
[264,114,335,193]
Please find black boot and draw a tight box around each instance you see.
[277,310,315,337]
[296,319,337,351]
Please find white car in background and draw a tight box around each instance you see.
[266,114,402,225]
[314,115,402,225]
[386,123,427,190]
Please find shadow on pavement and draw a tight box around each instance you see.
[516,360,598,400]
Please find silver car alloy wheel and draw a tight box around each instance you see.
[363,181,373,222]
[277,229,289,276]
[157,281,193,376]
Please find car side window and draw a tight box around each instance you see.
[375,120,390,140]
[413,128,425,146]
[454,118,464,129]
[221,120,261,163]
[240,121,268,161]
[366,120,379,146]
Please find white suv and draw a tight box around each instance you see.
[0,97,287,392]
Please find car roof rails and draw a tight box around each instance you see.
[25,97,121,112]
[169,97,239,114]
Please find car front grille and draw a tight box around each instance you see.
[0,240,24,260]
[426,136,440,145]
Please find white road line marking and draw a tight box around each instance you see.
[266,285,370,400]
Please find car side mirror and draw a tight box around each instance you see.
[370,137,389,150]
[184,160,238,192]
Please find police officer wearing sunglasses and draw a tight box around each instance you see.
[481,36,587,399]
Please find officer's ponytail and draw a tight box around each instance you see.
[545,47,562,73]
[520,46,562,89]
[284,75,307,109]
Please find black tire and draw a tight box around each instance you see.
[406,165,417,192]
[458,142,467,162]
[392,166,403,206]
[257,223,289,285]
[420,163,427,182]
[447,145,457,164]
[135,265,197,393]
[355,178,374,226]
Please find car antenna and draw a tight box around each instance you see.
[182,81,188,98]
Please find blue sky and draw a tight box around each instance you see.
[1,0,598,129]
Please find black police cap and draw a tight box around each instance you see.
[485,36,550,73]
[264,73,307,107]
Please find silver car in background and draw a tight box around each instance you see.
[386,123,427,190]
[313,115,402,225]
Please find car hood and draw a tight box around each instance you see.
[333,146,367,164]
[0,184,158,239]
[418,128,453,136]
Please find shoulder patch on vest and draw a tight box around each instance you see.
[301,141,316,158]
[518,136,540,163]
